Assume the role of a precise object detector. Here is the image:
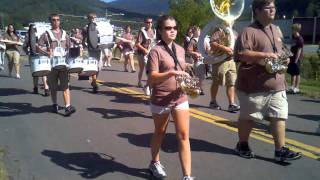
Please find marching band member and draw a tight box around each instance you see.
[82,13,102,93]
[135,17,156,95]
[3,24,22,78]
[234,0,301,162]
[187,26,205,95]
[24,24,50,96]
[147,15,194,180]
[0,34,5,71]
[118,25,136,72]
[37,13,76,116]
[209,24,240,112]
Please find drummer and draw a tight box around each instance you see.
[82,12,102,93]
[37,13,76,116]
[24,24,50,96]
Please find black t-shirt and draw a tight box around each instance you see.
[290,35,304,63]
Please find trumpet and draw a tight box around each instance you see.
[176,74,201,98]
[264,45,293,74]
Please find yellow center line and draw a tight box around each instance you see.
[98,80,320,160]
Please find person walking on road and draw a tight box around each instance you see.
[208,25,240,112]
[24,24,50,96]
[3,24,22,78]
[234,0,302,162]
[147,15,194,180]
[287,23,304,94]
[37,13,76,116]
[135,17,156,95]
[118,25,136,72]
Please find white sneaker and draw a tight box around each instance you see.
[16,74,20,79]
[183,176,195,180]
[149,161,167,178]
[293,88,300,94]
[107,64,111,67]
[144,86,150,96]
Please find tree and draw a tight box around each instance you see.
[169,0,213,43]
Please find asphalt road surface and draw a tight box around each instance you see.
[0,58,319,180]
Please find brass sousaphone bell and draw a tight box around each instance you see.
[198,0,245,64]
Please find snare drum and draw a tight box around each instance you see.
[67,57,84,73]
[31,56,51,77]
[51,56,67,70]
[80,57,98,76]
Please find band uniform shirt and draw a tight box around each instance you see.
[211,28,238,62]
[187,38,199,61]
[38,30,70,54]
[147,42,187,107]
[234,23,286,94]
[121,32,134,53]
[3,33,20,51]
[136,28,155,55]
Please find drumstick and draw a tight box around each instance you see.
[0,39,23,46]
[116,37,135,44]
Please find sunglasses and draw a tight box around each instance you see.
[164,26,177,31]
[51,19,60,21]
[145,21,152,24]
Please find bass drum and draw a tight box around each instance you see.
[80,57,98,76]
[67,57,84,73]
[31,56,51,77]
[51,56,67,70]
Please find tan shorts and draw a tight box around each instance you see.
[238,90,288,121]
[211,60,237,86]
[48,69,69,91]
[6,50,20,64]
[150,101,189,115]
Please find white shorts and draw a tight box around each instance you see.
[150,101,189,115]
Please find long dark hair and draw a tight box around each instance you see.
[156,15,177,41]
[6,24,17,36]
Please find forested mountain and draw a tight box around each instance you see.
[106,0,169,16]
[0,0,154,30]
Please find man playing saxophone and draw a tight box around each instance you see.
[234,0,301,162]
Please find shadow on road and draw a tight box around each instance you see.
[87,107,151,119]
[101,81,136,88]
[41,150,150,179]
[118,133,292,166]
[301,99,320,104]
[98,90,148,105]
[0,102,51,117]
[0,88,30,96]
[118,132,235,155]
[289,113,320,122]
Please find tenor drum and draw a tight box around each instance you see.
[51,56,67,70]
[31,56,51,77]
[67,57,84,73]
[80,57,98,76]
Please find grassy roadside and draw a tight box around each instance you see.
[0,148,8,180]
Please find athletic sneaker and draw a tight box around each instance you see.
[228,104,240,112]
[235,142,254,159]
[209,101,221,110]
[16,74,20,79]
[183,176,195,180]
[65,105,76,116]
[274,146,302,162]
[144,86,150,96]
[149,161,167,179]
[293,88,300,94]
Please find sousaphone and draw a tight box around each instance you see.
[198,0,244,64]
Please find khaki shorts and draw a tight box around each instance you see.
[150,101,189,115]
[211,60,237,86]
[6,50,20,64]
[48,69,69,91]
[238,90,288,121]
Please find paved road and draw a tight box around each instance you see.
[0,58,319,180]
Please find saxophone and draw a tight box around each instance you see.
[265,44,292,74]
[176,74,201,98]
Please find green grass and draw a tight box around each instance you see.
[0,148,8,180]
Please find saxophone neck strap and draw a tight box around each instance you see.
[161,40,182,71]
[255,21,277,53]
